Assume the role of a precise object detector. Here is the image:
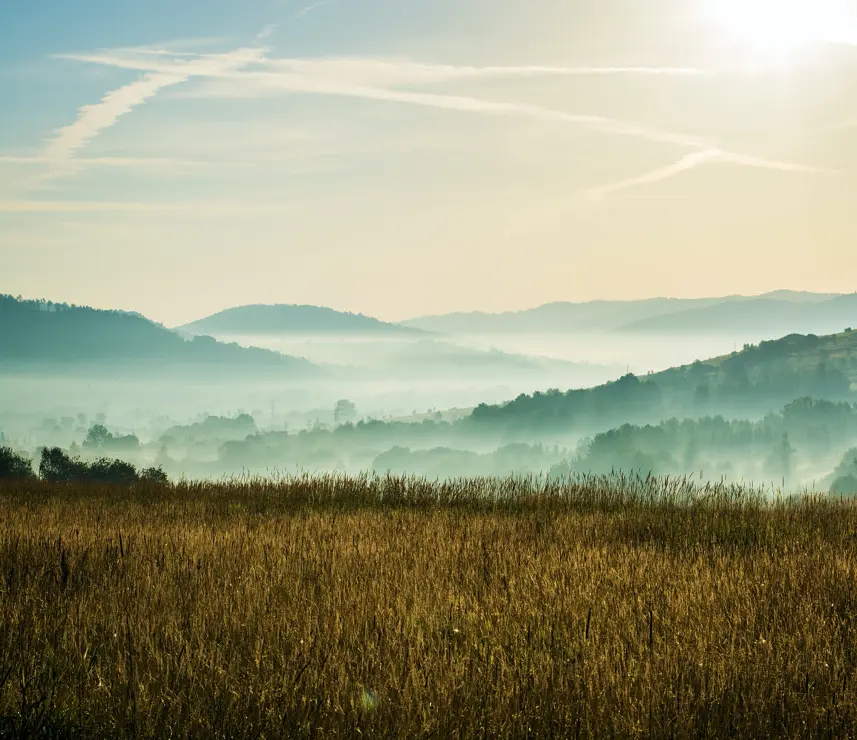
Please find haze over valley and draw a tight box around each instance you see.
[3,290,857,493]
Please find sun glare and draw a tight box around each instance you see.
[707,0,857,59]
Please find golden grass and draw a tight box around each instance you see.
[1,473,857,738]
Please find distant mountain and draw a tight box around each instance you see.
[181,304,425,337]
[402,292,844,335]
[618,294,857,335]
[0,295,316,375]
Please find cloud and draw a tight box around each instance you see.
[44,72,189,165]
[236,74,711,148]
[296,1,330,19]
[714,150,835,174]
[586,148,834,199]
[587,150,722,198]
[256,24,278,40]
[267,58,709,84]
[63,50,712,150]
[43,47,266,175]
[60,52,711,85]
[47,44,829,195]
[0,154,201,169]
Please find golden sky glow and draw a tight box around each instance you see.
[2,0,857,324]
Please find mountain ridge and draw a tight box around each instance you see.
[0,294,317,376]
[402,291,847,334]
[618,294,857,334]
[181,304,427,337]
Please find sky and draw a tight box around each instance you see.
[2,0,857,326]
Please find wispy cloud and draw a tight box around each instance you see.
[256,24,278,40]
[240,74,713,149]
[587,150,722,198]
[0,154,200,169]
[60,52,710,85]
[296,1,330,19]
[45,44,829,196]
[62,50,712,150]
[586,148,834,199]
[42,47,265,177]
[44,71,189,166]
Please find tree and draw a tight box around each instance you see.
[84,424,112,448]
[0,447,35,480]
[39,447,87,482]
[86,458,139,484]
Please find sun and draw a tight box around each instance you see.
[706,0,857,58]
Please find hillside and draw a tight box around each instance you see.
[0,295,316,375]
[467,330,857,435]
[402,291,843,335]
[619,294,857,335]
[181,304,425,337]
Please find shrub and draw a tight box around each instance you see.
[0,446,35,479]
[39,447,88,482]
[140,466,170,485]
[86,458,140,484]
[37,447,164,485]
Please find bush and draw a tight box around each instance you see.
[39,447,88,482]
[141,466,170,485]
[37,448,168,485]
[0,446,35,480]
[87,458,140,484]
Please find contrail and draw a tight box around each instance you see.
[296,0,330,18]
[44,47,265,172]
[587,148,833,198]
[49,45,830,191]
[44,71,189,163]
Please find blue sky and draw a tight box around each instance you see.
[2,0,857,325]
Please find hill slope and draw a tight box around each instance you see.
[467,330,857,435]
[181,304,425,337]
[0,295,316,375]
[619,294,857,335]
[403,291,843,335]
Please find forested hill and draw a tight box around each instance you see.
[181,304,425,336]
[468,331,857,434]
[0,295,316,375]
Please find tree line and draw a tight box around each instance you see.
[0,446,168,484]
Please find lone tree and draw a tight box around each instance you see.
[83,424,112,448]
[0,447,35,480]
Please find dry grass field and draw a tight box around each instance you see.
[2,473,857,738]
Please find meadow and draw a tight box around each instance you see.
[1,473,857,738]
